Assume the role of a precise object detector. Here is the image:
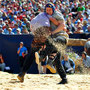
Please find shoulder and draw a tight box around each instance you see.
[53,11,64,20]
[53,11,63,16]
[86,56,90,60]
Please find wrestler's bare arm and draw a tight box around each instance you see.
[49,17,59,26]
[51,20,66,34]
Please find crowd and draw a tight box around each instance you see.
[0,0,90,35]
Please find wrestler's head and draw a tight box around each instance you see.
[45,3,55,15]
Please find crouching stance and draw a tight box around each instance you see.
[17,3,68,84]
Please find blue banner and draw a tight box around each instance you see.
[0,33,90,73]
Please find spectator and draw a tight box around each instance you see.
[75,11,83,20]
[0,18,5,27]
[7,19,14,29]
[0,25,4,34]
[77,3,85,12]
[71,3,78,18]
[3,25,9,34]
[87,17,90,25]
[82,20,88,33]
[2,12,7,21]
[12,15,18,24]
[17,42,28,71]
[66,18,76,34]
[84,38,90,56]
[18,21,23,31]
[5,28,14,35]
[82,51,90,68]
[86,3,90,15]
[16,28,22,35]
[62,54,75,74]
[0,53,6,71]
[83,12,89,22]
[12,24,20,34]
[8,12,14,22]
[26,21,31,32]
[87,25,90,33]
[22,26,29,34]
[75,19,82,29]
[74,26,84,34]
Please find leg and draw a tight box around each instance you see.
[42,65,46,74]
[17,47,39,82]
[18,56,24,71]
[38,62,43,74]
[54,52,67,84]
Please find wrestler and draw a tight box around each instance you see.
[17,3,68,84]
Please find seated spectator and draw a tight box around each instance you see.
[87,17,90,25]
[83,12,89,22]
[12,15,18,24]
[12,24,19,34]
[0,25,4,34]
[82,51,90,68]
[18,21,23,32]
[2,12,7,21]
[66,18,76,34]
[86,3,90,15]
[8,28,14,35]
[77,3,85,12]
[16,28,22,35]
[22,18,28,26]
[74,26,84,34]
[84,38,90,56]
[75,11,83,20]
[71,3,78,18]
[26,21,31,32]
[7,19,14,29]
[3,25,9,34]
[87,25,90,33]
[8,12,14,22]
[75,19,82,29]
[82,20,88,33]
[0,18,5,27]
[0,53,6,71]
[62,54,75,74]
[22,26,29,34]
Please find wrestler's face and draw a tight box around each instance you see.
[46,7,53,15]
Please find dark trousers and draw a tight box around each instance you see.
[39,36,67,79]
[18,56,25,71]
[20,36,67,80]
[21,48,40,72]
